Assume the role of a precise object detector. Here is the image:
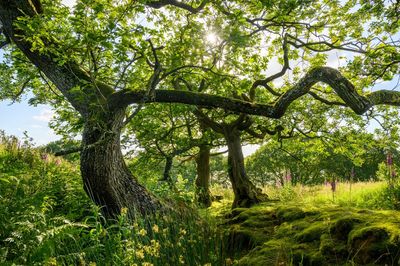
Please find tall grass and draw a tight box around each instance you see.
[261,181,400,210]
[0,132,226,265]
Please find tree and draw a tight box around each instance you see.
[0,0,399,217]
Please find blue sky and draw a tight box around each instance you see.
[0,98,59,145]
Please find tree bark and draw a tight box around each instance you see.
[162,156,173,183]
[224,126,262,208]
[80,109,163,218]
[195,145,212,207]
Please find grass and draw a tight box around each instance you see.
[262,181,397,210]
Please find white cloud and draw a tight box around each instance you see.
[33,109,54,122]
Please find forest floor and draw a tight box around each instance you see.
[208,183,400,265]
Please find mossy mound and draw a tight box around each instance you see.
[224,203,400,265]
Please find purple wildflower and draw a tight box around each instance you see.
[387,153,393,166]
[285,171,292,183]
[330,180,336,192]
[40,153,49,162]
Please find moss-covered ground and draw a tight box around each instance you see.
[218,202,400,265]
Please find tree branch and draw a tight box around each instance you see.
[109,66,400,118]
[286,34,366,54]
[146,0,208,14]
[250,34,289,99]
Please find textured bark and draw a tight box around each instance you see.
[161,156,174,186]
[195,145,212,207]
[0,1,164,219]
[224,127,262,208]
[80,109,164,218]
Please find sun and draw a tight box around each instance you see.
[205,32,218,45]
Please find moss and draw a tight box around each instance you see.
[291,250,324,266]
[319,235,348,258]
[275,220,311,238]
[221,202,400,265]
[295,222,327,243]
[276,206,306,221]
[330,216,362,240]
[237,239,292,266]
[228,207,248,218]
[227,226,257,253]
[348,225,399,264]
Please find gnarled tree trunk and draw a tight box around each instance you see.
[195,144,212,207]
[80,109,163,218]
[224,127,262,208]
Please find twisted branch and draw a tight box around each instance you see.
[109,66,400,118]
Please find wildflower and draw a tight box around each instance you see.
[330,180,336,192]
[55,158,61,165]
[135,249,145,259]
[138,228,147,236]
[285,170,291,183]
[40,153,49,162]
[142,263,153,266]
[179,255,185,264]
[89,262,96,266]
[46,257,57,266]
[121,207,128,216]
[179,228,187,236]
[387,153,393,166]
[152,224,159,233]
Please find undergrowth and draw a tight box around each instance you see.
[0,132,225,265]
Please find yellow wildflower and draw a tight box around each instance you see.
[135,249,145,259]
[138,228,147,236]
[152,224,159,233]
[121,207,128,216]
[179,255,185,264]
[179,229,187,236]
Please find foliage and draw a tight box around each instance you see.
[246,126,400,186]
[0,132,225,265]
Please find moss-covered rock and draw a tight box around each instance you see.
[330,216,361,240]
[349,225,400,264]
[276,206,306,221]
[296,223,327,243]
[319,234,348,258]
[221,202,400,265]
